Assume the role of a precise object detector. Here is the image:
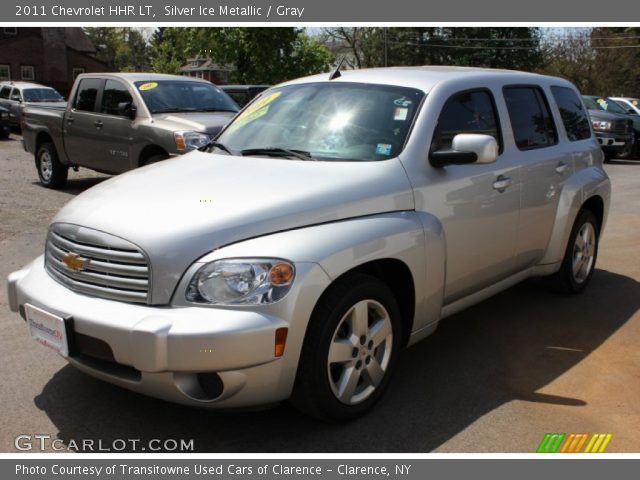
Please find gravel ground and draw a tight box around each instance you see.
[0,132,638,453]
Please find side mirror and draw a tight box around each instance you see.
[628,109,637,115]
[117,102,136,120]
[11,96,21,103]
[430,134,499,168]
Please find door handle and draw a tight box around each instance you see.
[492,175,513,192]
[66,117,74,124]
[94,120,103,129]
[555,161,568,175]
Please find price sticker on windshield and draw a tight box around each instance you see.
[139,82,158,91]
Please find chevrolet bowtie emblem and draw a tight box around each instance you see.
[62,252,89,272]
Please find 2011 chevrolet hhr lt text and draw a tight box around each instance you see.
[7,67,611,421]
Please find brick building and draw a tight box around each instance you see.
[0,27,108,96]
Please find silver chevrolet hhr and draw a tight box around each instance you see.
[8,67,610,421]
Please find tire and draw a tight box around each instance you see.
[548,209,599,294]
[617,133,635,160]
[36,142,68,189]
[291,273,402,422]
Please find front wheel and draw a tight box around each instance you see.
[548,209,599,294]
[36,142,68,189]
[291,273,401,421]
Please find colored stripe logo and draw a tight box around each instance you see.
[537,433,612,453]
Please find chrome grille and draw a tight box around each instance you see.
[612,119,632,136]
[45,224,150,304]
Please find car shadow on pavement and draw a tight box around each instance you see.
[30,177,108,195]
[34,268,639,453]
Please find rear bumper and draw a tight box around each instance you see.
[8,256,331,408]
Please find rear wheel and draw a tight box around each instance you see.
[548,209,599,294]
[36,142,68,189]
[291,273,401,421]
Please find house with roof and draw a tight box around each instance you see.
[0,27,108,96]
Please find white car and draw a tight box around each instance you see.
[610,97,640,116]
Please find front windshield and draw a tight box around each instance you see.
[23,88,64,102]
[216,82,425,161]
[134,80,239,114]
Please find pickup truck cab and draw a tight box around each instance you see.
[8,67,610,421]
[22,73,239,188]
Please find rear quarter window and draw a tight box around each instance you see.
[550,87,591,141]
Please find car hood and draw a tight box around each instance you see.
[151,111,236,135]
[52,152,414,303]
[586,108,629,121]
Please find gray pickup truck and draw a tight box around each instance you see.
[22,73,239,188]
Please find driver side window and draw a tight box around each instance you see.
[431,89,501,153]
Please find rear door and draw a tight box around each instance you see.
[503,85,568,269]
[63,77,107,169]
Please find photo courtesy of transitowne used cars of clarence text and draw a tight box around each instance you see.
[8,66,610,421]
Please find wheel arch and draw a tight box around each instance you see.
[138,144,169,167]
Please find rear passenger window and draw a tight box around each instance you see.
[504,86,557,150]
[431,90,501,152]
[73,78,101,112]
[550,86,591,141]
[101,79,133,116]
[0,86,11,99]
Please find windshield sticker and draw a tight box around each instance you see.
[138,82,158,91]
[394,107,409,121]
[226,91,281,133]
[394,96,412,107]
[376,143,392,156]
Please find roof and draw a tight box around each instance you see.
[0,81,58,90]
[281,66,569,93]
[64,27,96,53]
[181,58,234,73]
[79,72,211,82]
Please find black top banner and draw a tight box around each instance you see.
[4,0,640,22]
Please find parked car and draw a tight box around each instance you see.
[582,95,635,159]
[220,85,270,107]
[610,96,640,116]
[0,105,10,139]
[22,73,240,188]
[0,81,66,127]
[8,67,610,421]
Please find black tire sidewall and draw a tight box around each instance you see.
[292,274,402,421]
[560,209,599,293]
[36,143,67,188]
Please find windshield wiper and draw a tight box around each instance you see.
[200,141,234,155]
[241,147,316,161]
[196,108,239,113]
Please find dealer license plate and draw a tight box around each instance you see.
[25,303,70,357]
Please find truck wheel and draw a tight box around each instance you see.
[291,273,401,421]
[617,133,635,160]
[36,142,68,189]
[141,153,168,166]
[548,209,599,294]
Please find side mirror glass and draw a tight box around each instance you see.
[430,133,499,168]
[117,102,136,120]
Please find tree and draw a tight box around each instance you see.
[85,28,151,72]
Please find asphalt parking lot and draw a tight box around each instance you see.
[0,132,638,453]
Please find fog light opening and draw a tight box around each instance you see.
[196,372,224,400]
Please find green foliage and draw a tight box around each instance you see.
[150,27,334,84]
[84,28,151,72]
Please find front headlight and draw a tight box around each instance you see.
[592,121,612,131]
[174,131,211,152]
[186,258,295,305]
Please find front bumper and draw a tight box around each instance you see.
[8,256,330,408]
[595,133,631,150]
